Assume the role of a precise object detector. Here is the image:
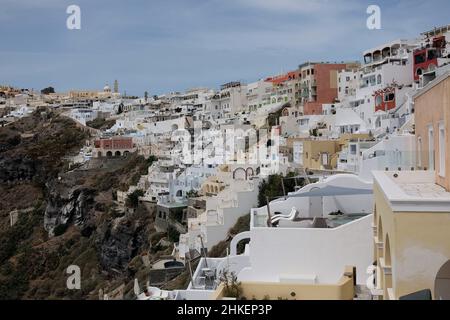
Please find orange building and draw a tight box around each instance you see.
[300,62,359,115]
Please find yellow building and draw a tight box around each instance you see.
[291,134,371,171]
[211,266,356,300]
[372,71,450,300]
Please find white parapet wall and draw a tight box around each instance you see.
[239,214,373,285]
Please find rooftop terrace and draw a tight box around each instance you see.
[373,170,450,212]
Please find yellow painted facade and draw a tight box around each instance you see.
[211,267,355,300]
[301,140,340,170]
[373,181,450,300]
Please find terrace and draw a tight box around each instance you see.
[373,170,450,211]
[188,255,251,291]
[251,177,373,229]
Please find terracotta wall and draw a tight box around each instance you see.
[303,63,346,115]
[95,137,134,150]
[303,102,323,115]
[314,64,345,103]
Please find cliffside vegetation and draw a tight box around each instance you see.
[0,109,164,299]
[257,173,299,207]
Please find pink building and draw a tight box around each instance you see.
[94,137,135,157]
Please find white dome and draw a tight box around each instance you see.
[103,84,111,92]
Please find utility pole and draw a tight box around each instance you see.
[187,252,194,288]
[281,177,286,199]
[266,195,272,227]
[198,235,208,268]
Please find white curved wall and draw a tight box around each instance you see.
[252,174,373,220]
[239,215,373,285]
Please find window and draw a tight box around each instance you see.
[428,49,437,61]
[385,93,395,102]
[377,75,382,84]
[415,53,426,64]
[439,123,446,177]
[375,95,383,106]
[429,126,435,171]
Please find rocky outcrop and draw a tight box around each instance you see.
[96,213,150,273]
[0,156,39,183]
[44,186,96,236]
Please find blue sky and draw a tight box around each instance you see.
[1,0,450,95]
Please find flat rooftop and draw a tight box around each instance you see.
[373,170,450,212]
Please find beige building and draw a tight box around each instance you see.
[414,71,450,190]
[299,139,340,170]
[372,71,450,300]
[211,266,356,300]
[290,134,371,171]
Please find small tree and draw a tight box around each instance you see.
[126,189,144,208]
[167,226,180,243]
[186,190,199,198]
[219,270,242,299]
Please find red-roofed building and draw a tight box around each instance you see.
[94,136,135,158]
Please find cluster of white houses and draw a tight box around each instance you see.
[3,24,450,301]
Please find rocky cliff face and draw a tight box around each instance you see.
[96,210,151,273]
[44,184,96,236]
[0,110,163,299]
[0,156,39,183]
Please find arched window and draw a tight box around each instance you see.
[375,95,383,106]
[435,260,450,300]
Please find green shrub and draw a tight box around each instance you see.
[125,189,144,208]
[167,226,180,243]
